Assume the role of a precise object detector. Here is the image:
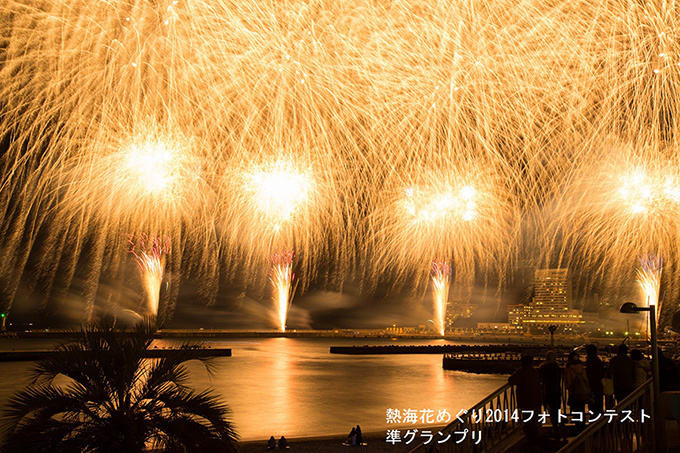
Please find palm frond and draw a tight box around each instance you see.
[1,319,238,452]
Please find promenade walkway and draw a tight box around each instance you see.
[408,378,655,453]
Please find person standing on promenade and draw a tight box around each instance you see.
[658,347,680,392]
[509,354,542,452]
[539,351,563,440]
[607,344,635,403]
[565,352,591,434]
[630,349,651,388]
[585,344,605,414]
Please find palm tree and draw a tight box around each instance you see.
[1,319,238,452]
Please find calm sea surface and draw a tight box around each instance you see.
[0,337,508,440]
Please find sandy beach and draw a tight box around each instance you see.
[238,429,444,453]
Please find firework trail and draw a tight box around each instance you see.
[270,250,296,332]
[431,261,451,336]
[129,234,171,316]
[636,253,663,324]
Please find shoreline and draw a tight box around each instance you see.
[238,427,447,453]
[1,329,614,346]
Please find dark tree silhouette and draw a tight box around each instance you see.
[1,319,238,452]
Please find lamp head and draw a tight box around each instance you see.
[620,302,652,313]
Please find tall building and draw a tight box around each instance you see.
[507,268,592,329]
[533,268,572,309]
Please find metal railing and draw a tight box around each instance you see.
[557,378,654,453]
[444,352,522,361]
[408,376,654,453]
[409,383,520,453]
[410,351,654,453]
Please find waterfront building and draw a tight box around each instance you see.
[476,322,512,331]
[507,304,584,327]
[384,325,422,335]
[507,268,594,329]
[445,299,471,328]
[533,268,572,309]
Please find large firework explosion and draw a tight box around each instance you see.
[552,143,680,318]
[1,0,680,325]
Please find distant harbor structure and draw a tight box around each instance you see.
[506,268,597,331]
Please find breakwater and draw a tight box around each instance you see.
[443,352,522,374]
[0,347,232,362]
[12,329,385,339]
[442,350,619,374]
[329,344,556,354]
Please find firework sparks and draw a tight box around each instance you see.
[270,250,296,332]
[3,0,680,323]
[228,158,320,322]
[88,132,208,223]
[404,185,477,225]
[372,161,515,293]
[129,234,171,316]
[122,141,177,196]
[431,261,451,336]
[370,160,515,326]
[618,170,680,217]
[556,146,680,311]
[636,253,663,324]
[246,160,314,234]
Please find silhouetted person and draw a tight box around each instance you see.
[509,354,541,452]
[345,427,356,446]
[268,436,277,450]
[630,349,651,388]
[355,425,363,445]
[585,344,605,415]
[658,347,680,392]
[565,352,591,434]
[279,436,289,449]
[608,344,635,403]
[539,351,563,439]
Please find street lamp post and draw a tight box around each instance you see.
[548,325,557,350]
[620,302,664,452]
